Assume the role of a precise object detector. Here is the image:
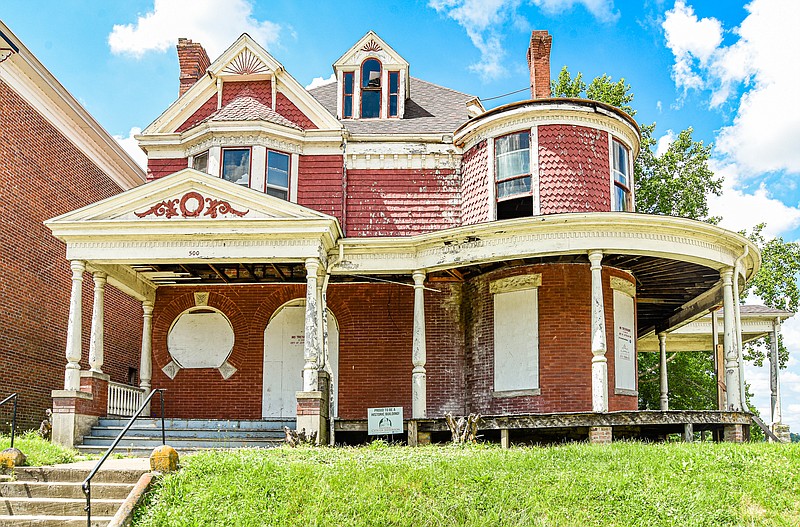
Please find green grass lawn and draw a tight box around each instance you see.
[1,431,78,466]
[132,441,800,527]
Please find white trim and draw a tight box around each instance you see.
[488,138,496,221]
[531,125,540,216]
[290,152,300,203]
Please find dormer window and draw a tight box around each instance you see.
[343,72,354,119]
[361,59,382,118]
[388,72,399,118]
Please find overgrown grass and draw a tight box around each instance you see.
[0,431,79,466]
[132,441,800,527]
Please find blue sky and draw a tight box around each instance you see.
[4,0,800,433]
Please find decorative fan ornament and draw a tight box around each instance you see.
[223,49,269,75]
[361,39,382,53]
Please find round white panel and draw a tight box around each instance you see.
[167,309,235,369]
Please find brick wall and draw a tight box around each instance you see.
[0,79,143,429]
[297,155,343,221]
[222,81,271,107]
[276,93,317,130]
[538,125,611,213]
[346,168,461,236]
[461,140,490,225]
[463,263,637,415]
[146,158,188,181]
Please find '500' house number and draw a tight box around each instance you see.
[188,250,201,257]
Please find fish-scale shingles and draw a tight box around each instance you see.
[461,140,490,225]
[538,125,610,214]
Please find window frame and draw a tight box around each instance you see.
[611,139,632,212]
[342,71,354,119]
[192,151,209,174]
[494,130,533,203]
[388,71,400,118]
[264,149,291,201]
[359,58,382,119]
[220,147,252,187]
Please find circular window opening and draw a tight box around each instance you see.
[167,307,235,369]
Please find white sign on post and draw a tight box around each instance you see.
[367,407,404,435]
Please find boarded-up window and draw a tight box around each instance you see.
[493,286,539,392]
[613,289,636,392]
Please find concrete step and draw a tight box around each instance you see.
[0,496,122,516]
[81,435,283,449]
[88,426,285,439]
[0,515,113,526]
[11,467,143,485]
[0,481,133,500]
[96,418,295,430]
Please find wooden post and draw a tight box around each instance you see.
[588,250,608,413]
[139,300,154,416]
[408,419,419,447]
[658,333,668,411]
[412,270,427,419]
[501,429,510,449]
[683,423,694,442]
[303,258,321,392]
[64,260,85,391]
[721,268,741,411]
[88,272,106,373]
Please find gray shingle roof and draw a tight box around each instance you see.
[201,96,302,130]
[308,77,474,135]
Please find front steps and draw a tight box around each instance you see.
[76,417,294,455]
[0,462,146,527]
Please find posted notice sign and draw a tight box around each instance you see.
[367,407,403,435]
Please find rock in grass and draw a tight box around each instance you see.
[0,448,27,468]
[150,445,179,473]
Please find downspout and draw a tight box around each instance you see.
[732,245,749,410]
[322,243,344,445]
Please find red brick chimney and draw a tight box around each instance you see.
[177,38,211,97]
[526,30,552,99]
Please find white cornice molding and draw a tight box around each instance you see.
[0,22,145,189]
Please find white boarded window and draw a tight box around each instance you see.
[492,275,540,394]
[613,288,636,393]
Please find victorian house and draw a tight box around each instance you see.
[46,30,765,446]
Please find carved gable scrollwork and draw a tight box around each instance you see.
[135,191,249,219]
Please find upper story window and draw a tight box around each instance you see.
[495,131,533,220]
[342,72,354,119]
[222,148,250,186]
[360,59,381,118]
[193,151,209,173]
[612,140,631,212]
[266,151,290,200]
[388,72,399,118]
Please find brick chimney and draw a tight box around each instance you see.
[177,38,211,97]
[526,30,552,99]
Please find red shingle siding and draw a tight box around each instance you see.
[346,169,461,237]
[275,93,317,130]
[0,79,142,429]
[222,80,272,107]
[461,140,490,225]
[538,125,611,214]
[175,94,217,133]
[464,263,637,415]
[297,155,343,220]
[148,282,464,420]
[147,158,187,181]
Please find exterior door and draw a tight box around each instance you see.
[262,303,338,418]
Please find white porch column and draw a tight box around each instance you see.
[659,332,669,411]
[412,270,427,419]
[721,268,741,411]
[88,272,106,373]
[139,301,154,414]
[770,317,783,426]
[64,260,85,390]
[589,250,608,413]
[303,258,321,391]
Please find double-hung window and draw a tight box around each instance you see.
[495,132,533,219]
[612,140,631,212]
[342,72,354,119]
[266,151,290,200]
[360,59,381,118]
[388,71,399,118]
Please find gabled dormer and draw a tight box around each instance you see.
[332,31,410,120]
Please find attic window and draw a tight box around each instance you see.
[343,72,354,119]
[388,72,400,118]
[266,150,290,200]
[361,59,381,118]
[222,148,251,186]
[193,151,209,174]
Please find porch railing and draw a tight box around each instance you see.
[1,393,18,449]
[107,382,146,417]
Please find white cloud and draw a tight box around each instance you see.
[708,160,800,237]
[655,130,676,156]
[662,0,800,175]
[429,0,619,80]
[305,74,336,91]
[114,127,147,170]
[108,0,281,59]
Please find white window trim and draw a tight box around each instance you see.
[490,127,539,218]
[609,135,634,212]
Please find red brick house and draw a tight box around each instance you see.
[47,30,760,445]
[0,21,146,431]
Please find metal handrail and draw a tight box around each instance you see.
[82,388,166,527]
[0,393,18,449]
